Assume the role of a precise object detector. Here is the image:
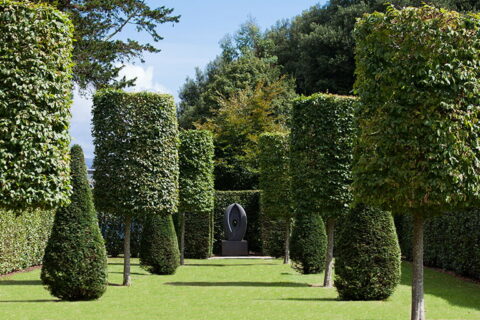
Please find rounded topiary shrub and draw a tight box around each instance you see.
[290,213,326,274]
[140,214,180,275]
[41,145,108,301]
[335,204,401,300]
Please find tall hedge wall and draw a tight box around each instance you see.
[0,209,54,275]
[396,209,480,281]
[179,130,215,259]
[213,191,261,254]
[0,1,74,210]
[258,132,292,259]
[97,213,143,258]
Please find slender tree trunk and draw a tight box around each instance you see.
[411,213,425,320]
[123,216,132,286]
[283,218,291,264]
[180,212,185,265]
[323,218,335,287]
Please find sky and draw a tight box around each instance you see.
[70,0,325,159]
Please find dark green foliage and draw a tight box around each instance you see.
[353,6,480,214]
[97,212,143,258]
[290,213,326,274]
[93,90,179,218]
[41,145,108,301]
[0,209,54,275]
[396,210,480,281]
[0,0,73,210]
[179,130,215,258]
[34,0,179,90]
[213,191,262,254]
[335,205,401,300]
[140,214,179,275]
[258,132,292,258]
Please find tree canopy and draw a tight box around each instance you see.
[31,0,179,90]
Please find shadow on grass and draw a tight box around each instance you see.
[0,280,42,286]
[110,272,149,276]
[400,262,480,311]
[0,299,58,303]
[274,297,339,302]
[107,263,140,266]
[184,263,277,267]
[165,281,308,287]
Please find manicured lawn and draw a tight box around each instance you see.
[0,258,479,320]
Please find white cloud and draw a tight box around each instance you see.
[69,63,171,160]
[118,64,172,94]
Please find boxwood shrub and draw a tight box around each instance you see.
[0,0,74,210]
[178,130,215,259]
[335,205,401,300]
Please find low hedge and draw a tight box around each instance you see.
[0,209,54,275]
[396,209,480,281]
[213,191,261,254]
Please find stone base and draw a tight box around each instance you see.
[221,240,248,256]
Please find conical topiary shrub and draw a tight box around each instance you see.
[290,213,327,274]
[335,204,401,300]
[41,145,108,301]
[140,214,180,275]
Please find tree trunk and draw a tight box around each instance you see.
[180,212,185,265]
[323,218,335,287]
[411,213,425,320]
[123,216,132,286]
[283,218,291,264]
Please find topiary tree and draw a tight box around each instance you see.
[290,213,326,274]
[92,90,179,285]
[294,94,356,286]
[354,6,480,320]
[41,145,108,301]
[0,0,73,210]
[178,130,215,262]
[335,204,401,300]
[259,132,292,263]
[139,214,179,275]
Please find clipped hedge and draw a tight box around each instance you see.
[396,209,480,281]
[258,132,292,259]
[0,0,74,210]
[0,209,54,275]
[213,191,261,254]
[335,205,401,300]
[179,130,215,259]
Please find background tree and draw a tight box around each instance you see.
[93,91,179,285]
[0,0,73,210]
[178,130,215,262]
[42,145,108,301]
[353,6,480,320]
[31,0,180,90]
[258,132,292,263]
[335,205,401,300]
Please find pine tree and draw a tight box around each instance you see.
[41,145,108,301]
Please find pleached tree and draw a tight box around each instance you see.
[93,90,180,285]
[354,6,480,319]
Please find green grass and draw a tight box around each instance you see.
[0,258,479,320]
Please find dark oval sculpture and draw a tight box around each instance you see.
[224,203,247,241]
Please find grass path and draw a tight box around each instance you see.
[0,258,479,320]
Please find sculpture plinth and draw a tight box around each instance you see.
[221,203,248,256]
